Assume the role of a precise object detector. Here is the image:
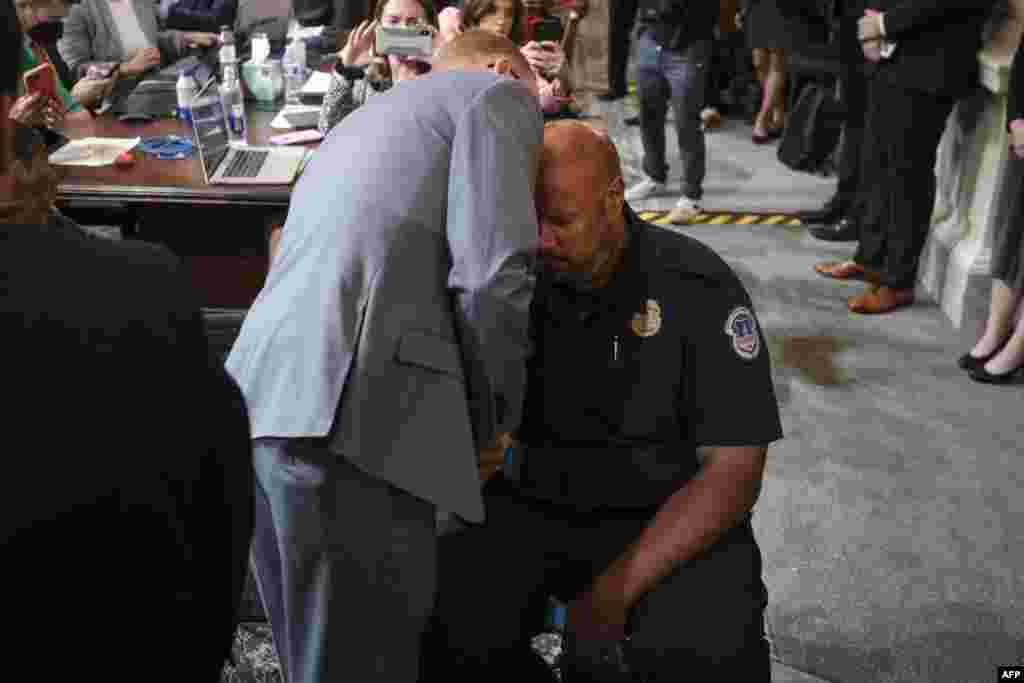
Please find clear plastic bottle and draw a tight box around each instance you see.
[219,25,237,71]
[282,38,306,105]
[220,63,246,144]
[176,69,197,123]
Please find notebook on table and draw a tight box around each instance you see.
[190,77,307,185]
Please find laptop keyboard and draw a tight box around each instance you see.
[223,149,269,178]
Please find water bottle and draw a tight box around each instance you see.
[219,25,237,70]
[282,39,306,105]
[220,63,246,143]
[176,69,197,122]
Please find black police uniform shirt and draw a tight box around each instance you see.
[515,206,783,512]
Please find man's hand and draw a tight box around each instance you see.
[121,48,162,77]
[858,10,883,43]
[439,6,463,44]
[71,77,115,109]
[478,432,512,484]
[339,19,377,66]
[1011,123,1024,159]
[184,32,220,49]
[521,41,564,78]
[563,586,632,681]
[567,586,628,644]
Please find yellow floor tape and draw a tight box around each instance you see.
[634,210,802,226]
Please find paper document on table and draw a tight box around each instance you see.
[301,70,333,96]
[49,138,141,166]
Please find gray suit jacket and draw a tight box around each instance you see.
[58,0,186,79]
[226,71,542,523]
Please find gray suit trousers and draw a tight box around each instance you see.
[252,438,437,683]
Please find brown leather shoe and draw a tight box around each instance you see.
[814,260,874,280]
[847,285,914,314]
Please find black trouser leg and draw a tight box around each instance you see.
[421,476,560,682]
[856,78,954,288]
[835,19,868,213]
[608,0,639,94]
[855,74,889,271]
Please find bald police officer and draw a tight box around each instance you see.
[423,120,782,682]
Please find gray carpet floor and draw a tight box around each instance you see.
[223,100,1021,683]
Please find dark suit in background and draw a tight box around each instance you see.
[833,0,867,216]
[2,216,253,679]
[853,0,996,291]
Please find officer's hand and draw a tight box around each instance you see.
[567,588,628,645]
[564,590,632,681]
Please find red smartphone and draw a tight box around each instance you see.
[23,62,59,104]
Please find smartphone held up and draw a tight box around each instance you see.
[375,24,434,59]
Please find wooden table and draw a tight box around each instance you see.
[56,104,320,307]
[57,106,310,210]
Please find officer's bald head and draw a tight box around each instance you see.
[537,120,627,291]
[542,120,623,192]
[433,29,538,98]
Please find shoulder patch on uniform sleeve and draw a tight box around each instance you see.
[724,306,760,360]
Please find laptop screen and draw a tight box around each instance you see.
[191,79,230,176]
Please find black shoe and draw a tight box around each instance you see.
[968,362,1024,384]
[809,217,859,242]
[624,115,640,126]
[597,89,627,102]
[957,347,1003,372]
[798,201,846,225]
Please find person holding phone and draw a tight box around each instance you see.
[11,0,91,129]
[15,0,116,113]
[318,0,439,135]
[58,0,219,104]
[451,1,572,101]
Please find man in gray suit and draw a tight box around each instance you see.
[226,31,542,683]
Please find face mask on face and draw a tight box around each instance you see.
[28,19,63,45]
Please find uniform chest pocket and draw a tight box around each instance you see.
[614,325,685,439]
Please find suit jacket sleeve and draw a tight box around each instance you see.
[446,79,542,446]
[881,0,996,39]
[1009,31,1024,128]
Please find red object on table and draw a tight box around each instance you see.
[114,151,136,168]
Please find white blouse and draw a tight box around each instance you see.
[107,0,153,58]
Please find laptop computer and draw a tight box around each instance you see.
[190,77,308,185]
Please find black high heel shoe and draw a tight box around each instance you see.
[968,362,1024,384]
[957,347,1002,372]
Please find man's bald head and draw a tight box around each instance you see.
[543,119,623,191]
[433,29,536,97]
[537,120,627,291]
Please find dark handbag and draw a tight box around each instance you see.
[777,78,843,175]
